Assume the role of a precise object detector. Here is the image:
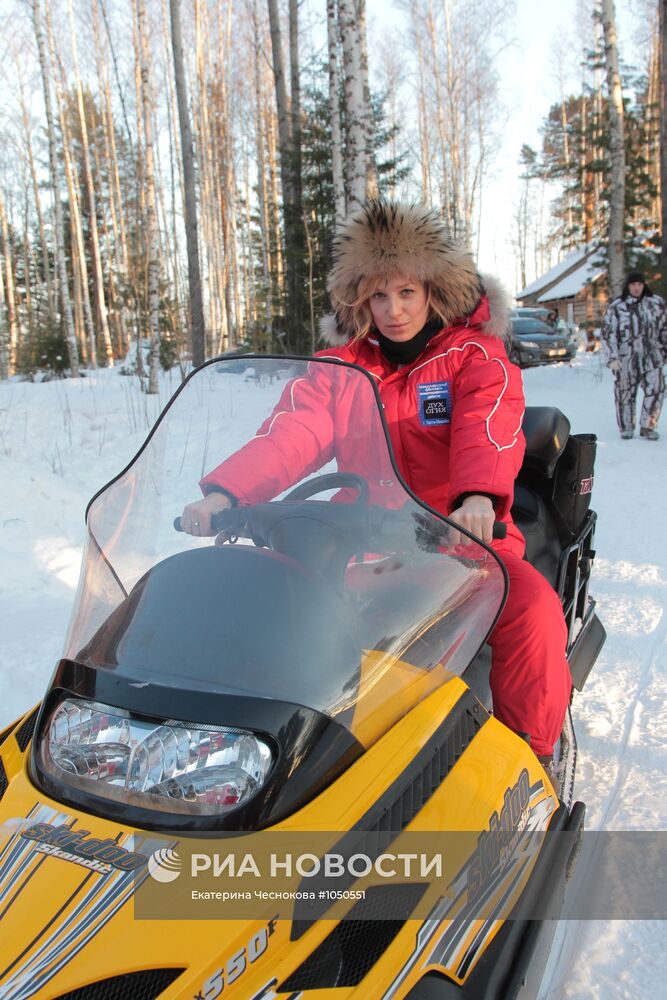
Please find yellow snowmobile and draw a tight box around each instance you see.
[0,357,605,999]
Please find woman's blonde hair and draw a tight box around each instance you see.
[344,275,449,343]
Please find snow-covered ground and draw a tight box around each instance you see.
[0,350,665,996]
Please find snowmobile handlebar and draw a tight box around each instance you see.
[173,505,507,542]
[173,502,505,592]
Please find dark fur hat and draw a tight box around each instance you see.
[622,270,652,299]
[326,200,483,340]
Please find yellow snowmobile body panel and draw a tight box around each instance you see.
[0,684,557,1000]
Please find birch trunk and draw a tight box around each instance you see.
[266,0,293,207]
[68,0,113,366]
[92,1,131,355]
[194,0,225,352]
[22,202,35,347]
[659,0,667,283]
[0,195,19,376]
[442,0,463,238]
[646,39,661,229]
[424,0,452,227]
[356,0,377,198]
[137,0,161,393]
[326,0,346,220]
[17,64,55,324]
[170,0,205,365]
[601,0,626,296]
[32,0,79,376]
[338,0,367,208]
[267,0,305,350]
[288,0,303,213]
[47,11,96,366]
[266,95,284,303]
[252,1,273,315]
[414,29,432,202]
[0,243,7,380]
[562,101,574,234]
[240,139,255,329]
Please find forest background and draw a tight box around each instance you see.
[0,0,665,387]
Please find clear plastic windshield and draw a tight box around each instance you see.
[63,357,506,748]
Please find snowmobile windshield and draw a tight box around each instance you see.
[62,357,506,749]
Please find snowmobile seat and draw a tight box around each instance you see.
[511,485,562,587]
[520,406,571,477]
[510,407,572,588]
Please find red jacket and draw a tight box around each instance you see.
[201,295,526,557]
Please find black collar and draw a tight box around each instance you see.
[375,318,443,366]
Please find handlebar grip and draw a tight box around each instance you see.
[492,521,507,540]
[173,510,241,534]
[211,508,246,534]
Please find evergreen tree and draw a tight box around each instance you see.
[531,66,660,288]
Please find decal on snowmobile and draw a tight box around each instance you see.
[466,767,531,901]
[20,821,147,874]
[193,917,279,1000]
[0,804,150,1000]
[378,778,555,997]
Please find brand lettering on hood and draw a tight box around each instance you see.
[21,822,147,873]
[466,767,531,901]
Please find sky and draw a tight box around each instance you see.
[365,0,647,293]
[477,0,644,289]
[0,346,665,996]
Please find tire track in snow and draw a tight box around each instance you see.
[594,600,666,830]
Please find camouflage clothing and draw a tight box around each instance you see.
[601,292,667,434]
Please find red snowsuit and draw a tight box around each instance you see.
[202,295,571,756]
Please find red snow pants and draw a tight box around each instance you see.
[488,552,571,757]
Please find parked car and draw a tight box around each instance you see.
[509,317,577,367]
[512,306,552,322]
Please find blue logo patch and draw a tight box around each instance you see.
[417,381,451,426]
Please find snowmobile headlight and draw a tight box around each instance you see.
[40,698,274,816]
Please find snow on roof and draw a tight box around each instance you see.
[516,245,592,299]
[537,255,605,301]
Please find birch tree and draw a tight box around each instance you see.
[0,195,19,376]
[266,0,306,350]
[338,0,368,208]
[660,0,667,284]
[406,0,508,243]
[68,0,114,366]
[136,0,161,393]
[326,0,345,221]
[170,0,206,366]
[32,0,79,376]
[601,0,626,296]
[17,58,55,327]
[0,241,7,380]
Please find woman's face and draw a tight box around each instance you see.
[628,280,644,298]
[368,276,430,342]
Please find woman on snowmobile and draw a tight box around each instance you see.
[180,199,571,772]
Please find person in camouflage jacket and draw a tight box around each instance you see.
[601,270,667,440]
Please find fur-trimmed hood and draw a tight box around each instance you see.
[322,200,510,344]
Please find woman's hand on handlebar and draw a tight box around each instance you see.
[180,493,231,537]
[448,495,496,546]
